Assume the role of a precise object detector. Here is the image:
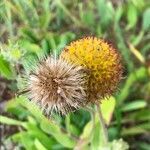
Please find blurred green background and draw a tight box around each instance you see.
[0,0,150,150]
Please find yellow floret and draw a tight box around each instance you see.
[61,37,123,103]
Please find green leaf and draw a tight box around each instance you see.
[65,114,80,136]
[14,97,75,148]
[40,118,76,148]
[34,139,47,150]
[132,31,144,46]
[121,123,150,136]
[0,115,24,126]
[131,0,145,10]
[77,111,93,149]
[117,67,148,104]
[39,0,52,30]
[121,100,147,112]
[142,8,150,31]
[90,97,116,149]
[19,40,41,54]
[81,10,95,26]
[20,27,39,42]
[21,53,38,73]
[125,109,150,122]
[96,0,114,30]
[25,123,55,149]
[6,96,42,121]
[12,132,36,150]
[16,96,44,120]
[0,55,15,79]
[126,4,138,30]
[41,39,50,54]
[138,142,150,150]
[91,121,102,150]
[79,97,116,149]
[114,6,123,25]
[100,96,116,125]
[80,119,93,139]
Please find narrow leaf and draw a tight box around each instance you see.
[121,100,147,112]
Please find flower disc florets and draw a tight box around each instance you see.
[23,56,88,115]
[61,37,123,103]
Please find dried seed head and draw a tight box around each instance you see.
[22,56,88,115]
[61,37,123,103]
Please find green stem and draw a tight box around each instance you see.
[85,106,95,135]
[96,104,108,146]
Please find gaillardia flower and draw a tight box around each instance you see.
[61,37,123,103]
[22,57,88,115]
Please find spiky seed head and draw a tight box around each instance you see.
[61,37,123,103]
[22,56,88,115]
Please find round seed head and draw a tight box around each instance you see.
[22,56,88,115]
[61,37,123,103]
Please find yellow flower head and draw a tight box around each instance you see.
[61,37,123,103]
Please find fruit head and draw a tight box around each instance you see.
[22,56,88,115]
[61,37,123,103]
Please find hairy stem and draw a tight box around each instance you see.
[96,104,108,145]
[85,106,95,135]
